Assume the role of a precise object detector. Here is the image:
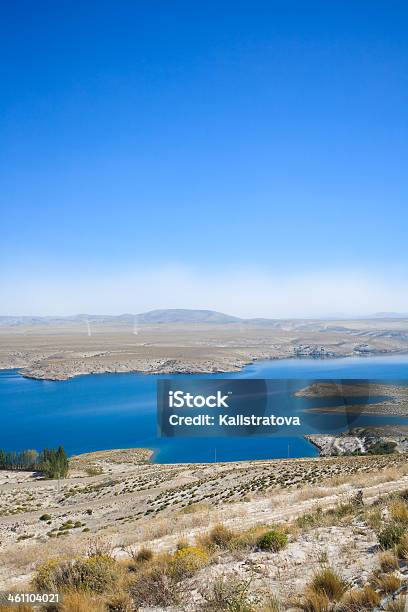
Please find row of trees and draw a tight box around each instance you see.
[0,446,69,478]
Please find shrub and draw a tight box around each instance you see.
[257,529,288,552]
[367,441,397,455]
[33,555,118,594]
[59,590,106,611]
[370,572,402,594]
[39,514,52,521]
[378,522,406,549]
[296,509,323,530]
[176,538,189,550]
[231,525,273,551]
[386,595,407,612]
[297,588,330,612]
[364,507,382,531]
[85,465,103,476]
[389,499,408,525]
[331,502,355,519]
[206,524,235,549]
[135,546,153,562]
[337,585,380,611]
[106,592,133,611]
[310,568,347,601]
[199,575,254,611]
[259,594,282,612]
[17,534,33,541]
[130,557,181,608]
[396,533,408,559]
[378,550,399,572]
[170,545,209,579]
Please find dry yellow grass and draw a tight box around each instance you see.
[386,595,407,612]
[396,533,408,559]
[370,572,402,594]
[309,568,347,601]
[0,605,33,612]
[378,550,399,572]
[296,588,331,612]
[389,498,408,524]
[337,585,380,611]
[60,591,107,612]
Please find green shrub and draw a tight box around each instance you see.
[378,522,406,549]
[39,514,52,521]
[33,555,118,593]
[170,546,209,579]
[367,441,397,455]
[296,509,323,529]
[85,465,103,476]
[200,575,254,611]
[257,529,288,552]
[17,534,33,541]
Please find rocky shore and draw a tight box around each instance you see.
[307,426,408,456]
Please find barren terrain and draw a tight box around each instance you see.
[1,314,408,380]
[2,450,408,609]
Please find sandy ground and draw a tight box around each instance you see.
[1,449,408,598]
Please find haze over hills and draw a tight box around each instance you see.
[1,309,408,327]
[135,309,241,324]
[0,310,241,327]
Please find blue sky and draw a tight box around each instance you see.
[1,1,407,316]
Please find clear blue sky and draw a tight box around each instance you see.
[1,1,407,316]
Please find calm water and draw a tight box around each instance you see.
[1,355,408,463]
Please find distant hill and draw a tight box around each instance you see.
[370,312,408,319]
[0,309,242,326]
[135,309,241,324]
[1,309,408,327]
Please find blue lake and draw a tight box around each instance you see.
[1,355,408,463]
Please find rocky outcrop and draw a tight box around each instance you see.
[306,426,408,456]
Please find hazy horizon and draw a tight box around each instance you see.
[2,308,408,320]
[1,265,408,320]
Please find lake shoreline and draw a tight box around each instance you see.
[2,350,408,382]
[2,356,408,463]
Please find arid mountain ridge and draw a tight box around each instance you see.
[1,308,408,327]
